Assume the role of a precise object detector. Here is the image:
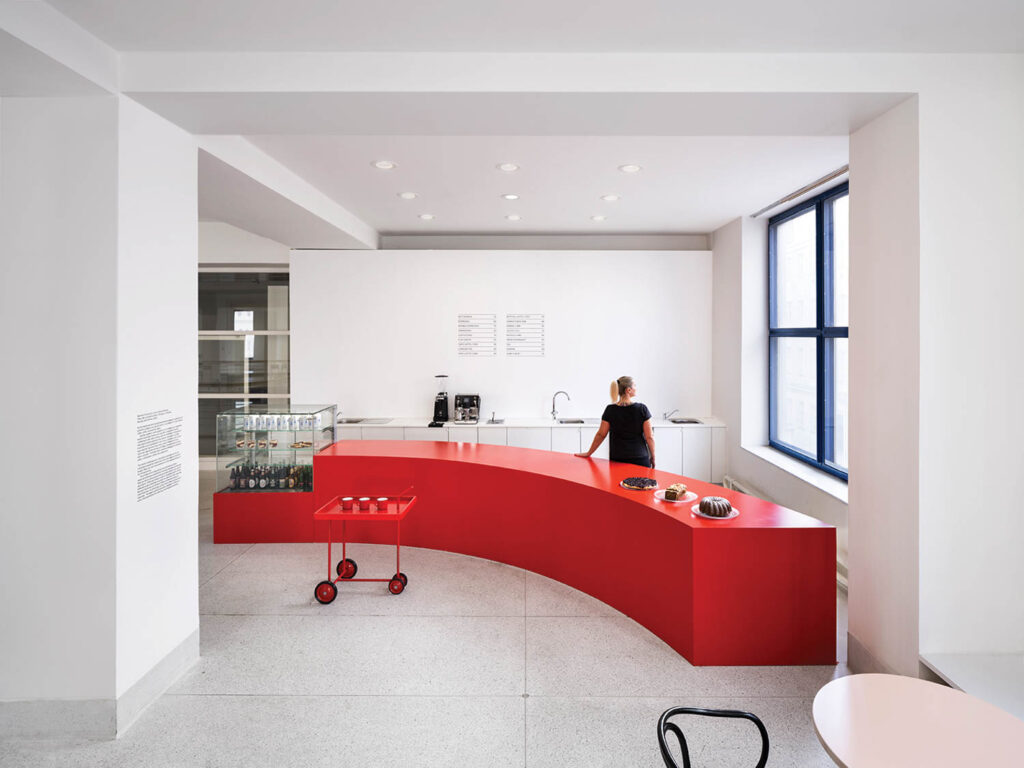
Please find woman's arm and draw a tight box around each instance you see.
[575,421,610,458]
[643,419,656,469]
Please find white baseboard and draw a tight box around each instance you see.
[116,628,200,736]
[1,628,199,740]
[0,698,115,740]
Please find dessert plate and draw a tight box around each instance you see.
[654,489,698,503]
[691,504,740,520]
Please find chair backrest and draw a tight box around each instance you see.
[657,706,770,768]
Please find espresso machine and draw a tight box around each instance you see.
[454,394,481,424]
[429,374,449,427]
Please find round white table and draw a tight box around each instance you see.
[813,673,1024,766]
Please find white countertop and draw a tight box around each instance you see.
[338,416,724,428]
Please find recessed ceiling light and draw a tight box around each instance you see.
[618,164,642,173]
[501,193,520,200]
[373,160,397,170]
[506,214,522,222]
[418,213,435,221]
[591,215,607,222]
[601,194,621,202]
[398,192,418,200]
[497,163,519,172]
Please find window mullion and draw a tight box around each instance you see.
[815,199,826,467]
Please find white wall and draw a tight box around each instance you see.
[0,96,119,703]
[115,96,199,700]
[291,249,712,421]
[847,97,921,676]
[0,94,200,736]
[711,217,850,573]
[199,221,289,265]
[917,68,1024,655]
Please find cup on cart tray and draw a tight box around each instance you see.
[376,497,389,513]
[340,496,354,511]
[359,497,371,511]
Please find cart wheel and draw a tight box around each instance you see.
[388,576,405,595]
[314,581,337,604]
[336,558,358,579]
[396,572,408,586]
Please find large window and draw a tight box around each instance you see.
[768,183,848,479]
[198,271,290,455]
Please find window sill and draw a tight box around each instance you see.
[741,444,849,505]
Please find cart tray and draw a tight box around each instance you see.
[314,494,417,521]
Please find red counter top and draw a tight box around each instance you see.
[318,440,827,531]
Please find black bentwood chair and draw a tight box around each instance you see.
[657,707,770,768]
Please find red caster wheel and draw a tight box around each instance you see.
[395,572,408,586]
[314,580,337,604]
[336,558,358,579]
[388,576,406,595]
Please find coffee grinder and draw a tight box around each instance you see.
[429,374,449,427]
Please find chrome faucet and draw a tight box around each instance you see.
[552,391,570,421]
[663,409,679,420]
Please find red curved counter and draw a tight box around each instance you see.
[216,441,836,666]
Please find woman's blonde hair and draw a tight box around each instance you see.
[610,375,635,401]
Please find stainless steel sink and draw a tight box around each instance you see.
[670,418,702,424]
[337,418,364,424]
[557,418,585,424]
[337,417,392,425]
[360,418,392,425]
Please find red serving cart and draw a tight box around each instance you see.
[312,490,418,604]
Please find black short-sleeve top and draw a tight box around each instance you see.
[601,402,652,464]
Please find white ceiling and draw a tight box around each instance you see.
[198,151,374,249]
[128,92,909,137]
[44,0,1024,53]
[0,28,105,95]
[246,135,849,234]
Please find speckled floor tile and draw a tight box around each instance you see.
[171,614,526,697]
[525,696,834,768]
[200,543,526,617]
[8,694,523,768]
[523,571,622,618]
[198,541,252,587]
[526,616,710,697]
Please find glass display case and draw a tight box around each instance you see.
[215,404,336,493]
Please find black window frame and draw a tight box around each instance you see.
[768,181,849,481]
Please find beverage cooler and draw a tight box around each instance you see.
[213,404,337,543]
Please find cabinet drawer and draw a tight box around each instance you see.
[507,428,551,451]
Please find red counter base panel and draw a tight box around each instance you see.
[214,491,316,543]
[301,441,837,667]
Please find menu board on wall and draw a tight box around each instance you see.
[506,313,545,357]
[457,314,497,357]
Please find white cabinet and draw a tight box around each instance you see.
[404,427,448,441]
[551,427,581,454]
[507,427,551,451]
[448,427,478,443]
[476,428,507,446]
[581,424,609,460]
[652,427,683,475]
[336,426,363,441]
[682,427,712,482]
[711,426,727,483]
[361,427,404,441]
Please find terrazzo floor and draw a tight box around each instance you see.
[2,473,848,767]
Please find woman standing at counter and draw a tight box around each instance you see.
[575,375,656,468]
